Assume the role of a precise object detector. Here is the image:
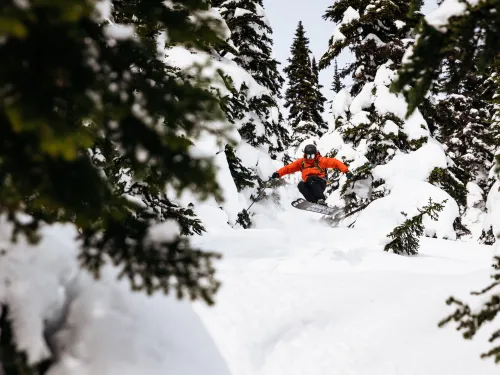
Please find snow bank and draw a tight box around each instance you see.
[355,143,458,240]
[193,217,496,375]
[0,216,231,375]
[356,178,459,240]
[374,143,447,182]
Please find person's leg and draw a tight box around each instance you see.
[307,176,327,201]
[298,181,316,202]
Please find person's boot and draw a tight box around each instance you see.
[316,199,327,206]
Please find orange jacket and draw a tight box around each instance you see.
[278,155,349,182]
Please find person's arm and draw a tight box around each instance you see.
[277,159,303,177]
[319,157,349,173]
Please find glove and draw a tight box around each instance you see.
[345,171,354,179]
[271,172,280,179]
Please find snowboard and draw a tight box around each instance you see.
[291,198,343,217]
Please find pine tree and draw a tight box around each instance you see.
[328,60,345,116]
[392,1,500,240]
[311,57,328,134]
[320,0,423,95]
[392,0,500,362]
[1,0,230,310]
[432,53,497,196]
[214,0,290,156]
[384,199,446,256]
[319,1,428,216]
[331,60,345,94]
[428,64,496,238]
[284,22,327,145]
[224,144,256,192]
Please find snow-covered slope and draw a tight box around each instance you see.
[0,217,231,375]
[1,181,498,374]
[193,190,498,375]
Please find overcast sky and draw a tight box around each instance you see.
[262,0,439,106]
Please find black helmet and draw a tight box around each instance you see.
[304,144,317,155]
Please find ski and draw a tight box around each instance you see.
[291,198,343,216]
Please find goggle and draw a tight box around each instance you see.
[305,153,316,159]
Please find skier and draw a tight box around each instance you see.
[270,144,353,205]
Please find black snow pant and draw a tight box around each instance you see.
[298,176,327,203]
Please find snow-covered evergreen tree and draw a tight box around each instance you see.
[320,0,423,95]
[384,199,445,255]
[206,1,293,229]
[393,0,500,362]
[284,21,328,145]
[429,56,498,239]
[319,0,430,216]
[311,57,328,134]
[224,144,256,192]
[331,60,345,94]
[0,0,237,370]
[214,0,290,156]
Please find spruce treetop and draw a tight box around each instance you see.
[214,0,290,155]
[332,60,345,94]
[284,21,327,143]
[215,0,284,96]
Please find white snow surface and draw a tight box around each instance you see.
[330,6,360,44]
[349,63,430,141]
[382,120,399,135]
[463,182,487,240]
[103,24,136,40]
[0,216,231,375]
[356,178,459,240]
[355,143,458,240]
[94,0,112,22]
[341,6,361,25]
[374,143,447,182]
[214,151,247,225]
[331,89,352,120]
[394,20,406,29]
[2,179,498,375]
[233,7,252,18]
[191,189,498,375]
[331,29,346,44]
[426,0,480,31]
[350,82,375,114]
